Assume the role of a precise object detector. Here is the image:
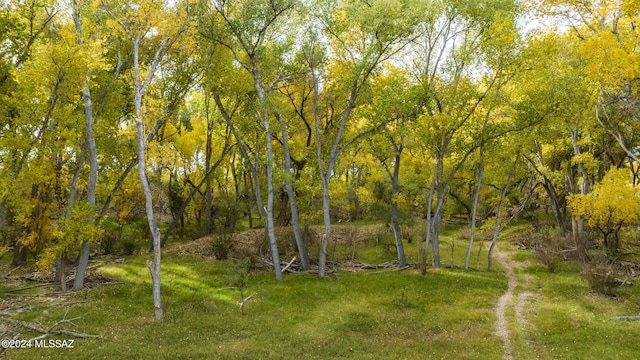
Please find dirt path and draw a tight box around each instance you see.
[493,244,533,360]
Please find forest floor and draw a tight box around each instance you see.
[1,224,640,359]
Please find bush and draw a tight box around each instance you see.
[532,227,568,273]
[211,235,234,260]
[581,256,623,296]
[120,238,140,256]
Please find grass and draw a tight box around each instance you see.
[2,223,640,359]
[4,251,505,360]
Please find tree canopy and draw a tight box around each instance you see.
[1,0,639,300]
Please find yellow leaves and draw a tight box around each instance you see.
[568,168,640,230]
[581,30,640,89]
[571,152,600,174]
[484,12,518,49]
[622,0,640,22]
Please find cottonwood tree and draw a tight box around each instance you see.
[0,0,58,261]
[70,0,101,291]
[309,0,423,277]
[408,0,521,269]
[104,0,191,319]
[200,0,301,281]
[541,0,640,162]
[364,69,418,267]
[568,168,640,255]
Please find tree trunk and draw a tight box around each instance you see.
[543,180,566,234]
[318,176,332,278]
[488,168,514,271]
[430,155,446,268]
[390,149,406,267]
[136,109,163,319]
[55,255,67,292]
[204,102,213,235]
[252,71,282,282]
[421,175,437,275]
[72,3,98,291]
[244,171,254,229]
[567,123,589,259]
[12,242,28,266]
[276,113,310,270]
[133,34,164,319]
[465,161,484,270]
[0,202,6,239]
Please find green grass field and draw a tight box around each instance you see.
[2,226,640,359]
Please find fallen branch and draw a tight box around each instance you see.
[281,257,297,273]
[610,316,640,321]
[365,265,413,275]
[5,265,22,278]
[238,292,256,316]
[1,310,102,340]
[0,283,57,293]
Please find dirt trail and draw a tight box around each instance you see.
[493,245,532,360]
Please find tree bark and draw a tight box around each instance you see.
[488,162,515,271]
[567,122,590,259]
[276,113,310,270]
[389,143,406,267]
[251,66,282,281]
[421,175,437,275]
[465,160,484,270]
[135,101,163,319]
[204,91,215,235]
[430,154,446,268]
[72,1,98,291]
[318,176,332,278]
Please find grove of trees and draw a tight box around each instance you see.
[1,0,639,319]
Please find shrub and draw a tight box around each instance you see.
[120,238,140,256]
[581,256,623,296]
[211,234,235,260]
[533,227,565,273]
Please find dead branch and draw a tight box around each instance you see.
[0,283,57,293]
[239,293,255,315]
[5,265,22,278]
[365,265,413,275]
[281,257,297,273]
[1,311,102,340]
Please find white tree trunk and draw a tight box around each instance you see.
[133,35,164,319]
[390,149,406,267]
[488,169,514,271]
[465,161,484,270]
[276,114,310,270]
[253,72,282,282]
[72,1,98,291]
[318,176,332,277]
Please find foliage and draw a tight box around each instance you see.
[568,168,640,254]
[211,234,235,260]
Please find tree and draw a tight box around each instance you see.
[310,0,423,277]
[541,0,640,162]
[411,1,521,269]
[104,0,191,319]
[568,168,640,255]
[71,0,99,291]
[365,69,417,267]
[0,0,58,261]
[201,0,301,281]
